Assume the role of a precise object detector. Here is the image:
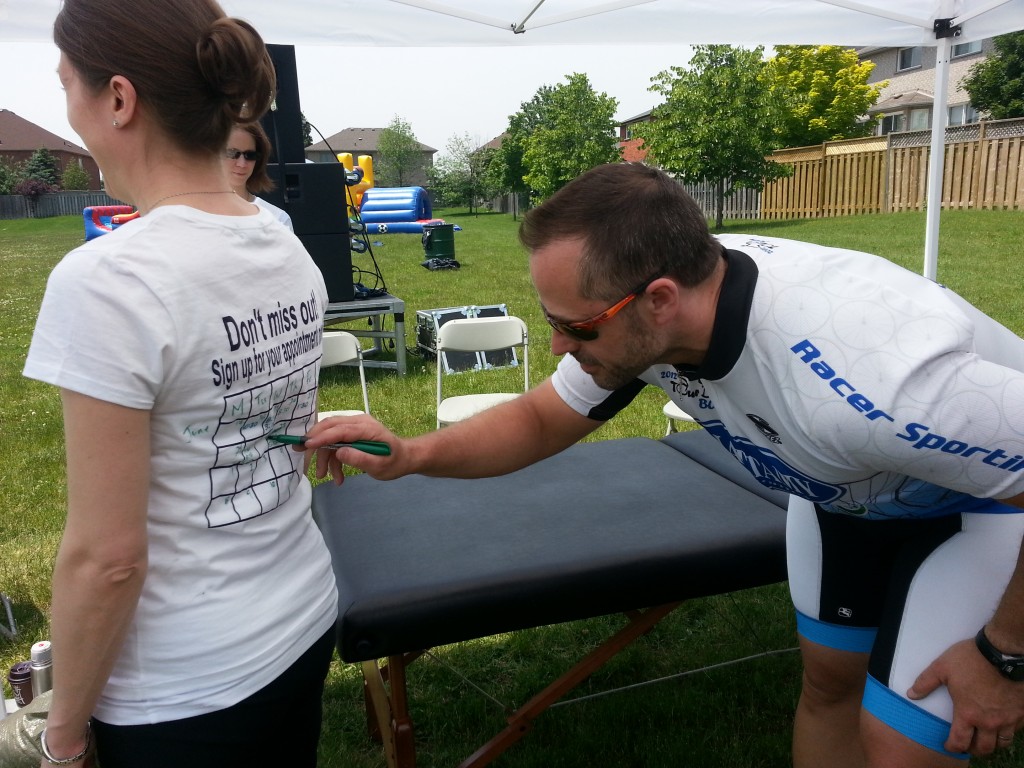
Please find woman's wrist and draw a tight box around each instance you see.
[40,722,92,765]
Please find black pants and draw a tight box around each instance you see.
[92,628,335,768]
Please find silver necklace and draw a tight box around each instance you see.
[150,190,234,209]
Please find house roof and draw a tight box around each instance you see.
[481,133,507,150]
[0,109,89,154]
[307,127,436,154]
[871,89,934,112]
[617,108,654,126]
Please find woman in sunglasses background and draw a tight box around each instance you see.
[224,121,293,231]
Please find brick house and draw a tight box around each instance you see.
[0,109,101,189]
[305,127,436,187]
[617,109,653,162]
[858,39,992,135]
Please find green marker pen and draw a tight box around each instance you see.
[268,434,391,456]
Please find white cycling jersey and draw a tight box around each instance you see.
[553,233,1024,519]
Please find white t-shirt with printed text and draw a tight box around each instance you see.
[24,205,337,724]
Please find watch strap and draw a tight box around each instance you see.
[976,627,1024,681]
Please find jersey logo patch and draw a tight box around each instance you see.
[703,420,844,503]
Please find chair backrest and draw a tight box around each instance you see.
[435,316,529,427]
[436,315,528,353]
[321,330,370,414]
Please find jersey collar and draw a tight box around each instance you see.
[674,247,757,381]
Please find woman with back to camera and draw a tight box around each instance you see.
[224,121,294,231]
[23,1,338,766]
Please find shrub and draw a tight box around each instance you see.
[61,162,91,191]
[0,158,20,195]
[13,177,57,200]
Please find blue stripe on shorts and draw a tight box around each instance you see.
[795,610,876,653]
[797,613,969,758]
[863,675,968,760]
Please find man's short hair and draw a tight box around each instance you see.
[519,163,720,299]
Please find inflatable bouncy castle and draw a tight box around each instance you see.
[339,153,374,219]
[360,186,433,234]
[83,205,139,241]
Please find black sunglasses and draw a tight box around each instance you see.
[224,149,260,161]
[544,268,666,342]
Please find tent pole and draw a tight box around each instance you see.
[922,33,952,281]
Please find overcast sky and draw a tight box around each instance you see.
[2,40,701,156]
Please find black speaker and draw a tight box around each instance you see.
[299,234,355,304]
[260,44,353,303]
[262,44,305,164]
[265,163,354,303]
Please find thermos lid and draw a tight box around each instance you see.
[30,640,52,665]
[8,661,31,680]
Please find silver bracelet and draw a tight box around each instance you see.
[40,722,91,766]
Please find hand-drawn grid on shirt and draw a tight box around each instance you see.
[205,361,318,527]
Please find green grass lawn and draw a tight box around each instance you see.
[2,208,1023,767]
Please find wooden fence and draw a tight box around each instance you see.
[8,122,1023,223]
[762,117,1024,219]
[681,182,761,220]
[0,191,124,220]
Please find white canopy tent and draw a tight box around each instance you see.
[6,0,1024,277]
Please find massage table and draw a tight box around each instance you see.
[311,428,790,767]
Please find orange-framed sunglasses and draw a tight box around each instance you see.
[544,268,665,341]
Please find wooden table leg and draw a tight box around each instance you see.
[362,655,418,768]
[457,602,681,768]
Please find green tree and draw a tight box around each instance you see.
[376,116,421,187]
[962,32,1024,120]
[23,148,60,187]
[635,45,789,230]
[0,158,21,195]
[488,85,557,214]
[300,112,313,148]
[61,161,91,191]
[766,45,885,148]
[521,73,621,202]
[428,133,497,213]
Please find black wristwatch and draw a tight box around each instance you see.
[976,627,1024,682]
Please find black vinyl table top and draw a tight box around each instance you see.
[312,430,789,662]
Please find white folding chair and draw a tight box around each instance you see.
[319,330,371,418]
[664,400,698,435]
[435,316,529,428]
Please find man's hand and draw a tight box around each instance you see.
[909,637,1024,755]
[305,414,408,483]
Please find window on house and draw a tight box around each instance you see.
[948,103,980,126]
[952,40,982,58]
[897,47,922,71]
[909,108,930,131]
[881,113,905,134]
